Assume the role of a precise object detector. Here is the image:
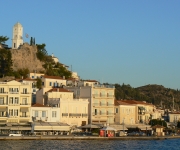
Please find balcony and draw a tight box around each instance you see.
[69,113,81,117]
[82,113,88,117]
[93,103,114,107]
[138,112,145,115]
[9,92,19,94]
[21,92,30,94]
[62,113,68,117]
[9,103,19,106]
[20,115,29,118]
[0,92,8,94]
[0,103,7,105]
[0,115,7,117]
[20,103,30,105]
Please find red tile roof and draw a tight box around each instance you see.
[116,100,153,106]
[42,75,65,80]
[84,80,98,82]
[23,78,36,81]
[115,100,134,106]
[46,88,71,93]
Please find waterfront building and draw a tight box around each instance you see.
[36,75,67,104]
[168,112,180,123]
[43,88,89,127]
[65,80,115,125]
[30,103,60,122]
[12,22,23,49]
[119,100,154,124]
[0,80,32,134]
[114,100,136,125]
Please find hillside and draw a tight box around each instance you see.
[115,84,180,110]
[10,43,45,72]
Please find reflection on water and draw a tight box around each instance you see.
[0,139,180,150]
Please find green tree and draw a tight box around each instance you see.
[0,36,9,44]
[30,37,33,45]
[36,78,42,89]
[0,49,13,77]
[36,43,47,61]
[149,119,167,127]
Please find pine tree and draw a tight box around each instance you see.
[30,37,33,45]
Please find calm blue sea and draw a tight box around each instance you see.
[0,139,180,150]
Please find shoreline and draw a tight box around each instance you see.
[1,135,180,140]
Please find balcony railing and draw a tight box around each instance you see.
[9,92,19,94]
[20,103,29,105]
[21,92,30,94]
[93,103,114,107]
[20,115,29,117]
[93,112,115,116]
[62,113,68,117]
[138,112,145,115]
[82,113,88,117]
[0,115,7,117]
[69,113,81,117]
[0,103,7,105]
[0,92,8,94]
[8,103,19,106]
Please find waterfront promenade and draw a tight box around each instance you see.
[1,135,180,140]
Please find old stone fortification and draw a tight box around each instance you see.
[10,43,44,72]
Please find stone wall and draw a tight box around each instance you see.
[10,43,45,72]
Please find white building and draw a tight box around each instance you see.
[12,22,23,49]
[30,103,60,122]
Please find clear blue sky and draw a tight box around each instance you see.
[1,0,180,89]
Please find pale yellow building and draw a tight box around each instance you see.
[41,75,66,88]
[120,100,154,124]
[43,88,89,127]
[0,80,31,124]
[65,80,115,125]
[114,100,136,125]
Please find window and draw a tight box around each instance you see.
[95,109,97,115]
[14,43,16,48]
[35,111,38,117]
[52,111,57,117]
[23,88,27,94]
[0,88,4,93]
[22,98,27,104]
[42,82,44,86]
[9,97,13,104]
[9,109,13,116]
[42,111,46,117]
[32,76,34,78]
[49,82,52,86]
[14,109,18,116]
[116,108,118,113]
[14,97,19,104]
[0,97,4,104]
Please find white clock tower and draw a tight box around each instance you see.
[12,22,23,49]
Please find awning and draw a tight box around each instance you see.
[11,127,31,130]
[20,108,28,112]
[110,125,128,131]
[101,126,116,131]
[33,122,70,131]
[78,124,101,129]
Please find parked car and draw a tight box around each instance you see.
[9,133,23,136]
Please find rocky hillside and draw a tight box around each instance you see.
[115,83,180,110]
[10,43,45,72]
[136,84,180,110]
